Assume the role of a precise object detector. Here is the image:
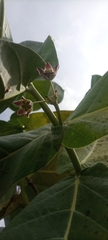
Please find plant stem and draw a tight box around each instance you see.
[27,83,59,126]
[20,180,29,205]
[50,80,55,95]
[54,102,63,126]
[26,177,39,195]
[27,82,82,174]
[50,81,63,126]
[65,147,81,175]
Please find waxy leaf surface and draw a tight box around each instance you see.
[0,124,63,199]
[0,163,108,240]
[63,106,108,148]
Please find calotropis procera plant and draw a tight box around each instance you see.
[0,1,108,239]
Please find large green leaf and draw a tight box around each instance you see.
[67,71,108,120]
[0,0,12,41]
[0,40,45,100]
[0,163,108,240]
[63,106,108,148]
[0,124,63,199]
[21,35,59,67]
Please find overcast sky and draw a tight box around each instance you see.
[1,0,108,120]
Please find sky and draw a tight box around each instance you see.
[1,0,108,227]
[1,0,108,120]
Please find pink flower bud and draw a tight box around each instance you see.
[37,62,59,80]
[14,96,33,118]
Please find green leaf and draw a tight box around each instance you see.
[0,0,12,41]
[63,72,108,148]
[68,71,108,120]
[81,135,108,167]
[9,112,50,132]
[9,110,72,133]
[0,97,15,114]
[38,36,59,67]
[30,155,69,190]
[56,142,95,174]
[20,40,43,54]
[0,163,108,240]
[0,40,45,100]
[56,145,73,174]
[0,184,19,226]
[57,136,108,174]
[21,35,59,67]
[91,74,101,88]
[63,106,108,148]
[0,120,24,136]
[0,227,4,233]
[0,124,63,199]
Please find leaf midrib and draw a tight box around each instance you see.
[64,176,79,240]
